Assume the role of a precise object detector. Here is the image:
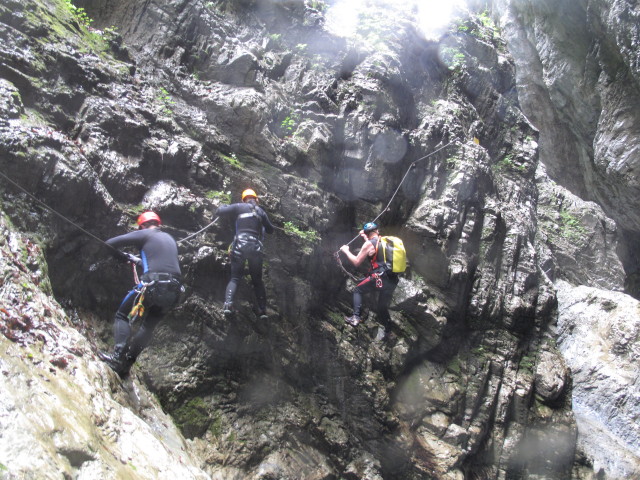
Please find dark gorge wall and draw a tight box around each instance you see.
[1,0,639,479]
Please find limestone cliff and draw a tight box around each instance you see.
[0,0,638,479]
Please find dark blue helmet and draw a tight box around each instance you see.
[363,222,378,233]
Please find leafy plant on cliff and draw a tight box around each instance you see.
[476,11,499,39]
[206,190,231,203]
[558,208,586,242]
[156,87,175,116]
[219,152,242,168]
[63,0,93,28]
[284,221,319,244]
[494,154,526,173]
[280,113,298,136]
[306,0,328,12]
[440,46,466,71]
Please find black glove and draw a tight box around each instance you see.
[115,252,141,265]
[125,253,142,266]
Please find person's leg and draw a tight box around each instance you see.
[122,306,164,376]
[224,252,245,312]
[99,288,138,374]
[347,276,376,326]
[247,251,267,317]
[375,274,398,339]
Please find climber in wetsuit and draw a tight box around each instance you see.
[340,222,399,330]
[216,188,274,320]
[98,211,182,378]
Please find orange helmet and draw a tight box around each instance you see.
[137,211,162,226]
[241,189,257,201]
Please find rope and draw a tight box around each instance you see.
[132,261,140,285]
[0,169,116,251]
[340,139,458,249]
[176,216,219,244]
[333,252,359,282]
[0,169,221,249]
[332,139,459,280]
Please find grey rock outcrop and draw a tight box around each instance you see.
[494,0,640,294]
[0,214,209,480]
[0,0,639,479]
[556,281,640,479]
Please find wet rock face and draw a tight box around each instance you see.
[556,281,640,479]
[0,0,637,479]
[0,214,209,480]
[494,0,640,295]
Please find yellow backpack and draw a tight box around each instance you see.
[377,236,407,273]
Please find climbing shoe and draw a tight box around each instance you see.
[223,302,233,317]
[258,310,268,321]
[345,315,361,327]
[98,350,127,377]
[118,354,136,378]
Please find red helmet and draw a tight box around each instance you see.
[137,211,162,226]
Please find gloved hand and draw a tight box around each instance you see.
[124,253,142,266]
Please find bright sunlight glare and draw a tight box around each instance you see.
[325,0,468,43]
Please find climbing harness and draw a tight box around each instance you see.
[127,286,147,323]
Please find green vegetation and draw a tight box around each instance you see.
[63,0,93,28]
[519,354,536,374]
[295,43,308,52]
[455,11,499,41]
[284,221,319,243]
[558,208,586,241]
[446,356,462,375]
[125,204,147,216]
[281,112,299,136]
[494,154,526,173]
[173,397,211,438]
[477,11,499,38]
[307,0,328,11]
[440,46,466,71]
[206,190,231,203]
[156,87,175,116]
[219,152,241,168]
[209,410,223,438]
[267,33,284,49]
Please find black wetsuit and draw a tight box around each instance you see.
[106,228,182,359]
[216,200,274,313]
[353,237,399,325]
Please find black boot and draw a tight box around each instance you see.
[118,353,136,378]
[98,347,129,378]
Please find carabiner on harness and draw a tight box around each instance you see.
[128,285,147,323]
